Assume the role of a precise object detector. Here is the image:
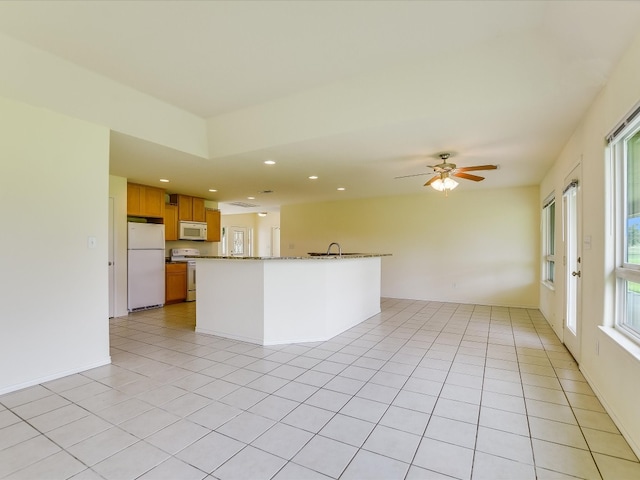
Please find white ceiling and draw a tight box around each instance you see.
[1,1,639,213]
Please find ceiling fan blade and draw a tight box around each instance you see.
[456,164,498,172]
[424,176,439,186]
[394,172,429,179]
[454,172,485,182]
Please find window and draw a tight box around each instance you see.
[542,196,556,285]
[612,106,640,341]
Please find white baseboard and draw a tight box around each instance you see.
[0,356,112,396]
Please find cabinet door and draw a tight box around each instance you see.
[165,264,187,303]
[192,197,206,222]
[164,204,178,241]
[177,195,193,221]
[144,186,165,218]
[206,208,221,242]
[127,183,142,216]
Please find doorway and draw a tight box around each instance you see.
[108,196,115,318]
[271,226,281,257]
[228,226,252,257]
[563,163,582,362]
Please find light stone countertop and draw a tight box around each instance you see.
[189,253,391,260]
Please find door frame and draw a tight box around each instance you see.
[563,162,582,362]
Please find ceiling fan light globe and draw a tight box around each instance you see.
[431,177,458,192]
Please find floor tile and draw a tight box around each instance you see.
[1,301,636,480]
[120,408,180,438]
[318,413,375,447]
[92,440,169,480]
[339,396,388,423]
[433,397,479,424]
[186,400,242,429]
[137,456,207,480]
[413,437,474,479]
[379,405,430,435]
[479,406,529,436]
[47,414,113,448]
[175,431,244,473]
[582,427,638,461]
[593,452,640,480]
[475,425,533,464]
[0,435,62,478]
[271,462,332,479]
[215,411,276,443]
[472,451,536,480]
[252,422,314,460]
[529,417,588,449]
[531,438,601,480]
[573,408,619,433]
[341,449,410,480]
[281,404,335,433]
[214,445,287,480]
[362,424,421,463]
[145,418,210,454]
[425,415,478,449]
[292,435,357,478]
[66,427,138,466]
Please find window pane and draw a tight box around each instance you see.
[547,260,554,283]
[624,280,640,336]
[548,202,555,256]
[626,129,640,265]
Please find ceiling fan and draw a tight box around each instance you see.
[395,153,497,194]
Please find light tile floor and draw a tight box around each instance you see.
[1,299,639,479]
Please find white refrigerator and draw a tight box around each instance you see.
[128,222,165,311]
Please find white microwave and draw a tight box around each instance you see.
[179,221,207,241]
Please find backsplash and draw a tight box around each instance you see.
[165,240,218,257]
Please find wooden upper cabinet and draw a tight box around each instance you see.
[170,194,206,222]
[127,183,165,218]
[164,204,178,241]
[206,208,221,242]
[192,197,206,222]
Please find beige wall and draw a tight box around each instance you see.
[539,31,640,455]
[282,185,540,308]
[0,96,111,394]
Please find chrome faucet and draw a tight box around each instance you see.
[326,242,342,256]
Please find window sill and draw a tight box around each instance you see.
[541,281,555,292]
[599,326,640,362]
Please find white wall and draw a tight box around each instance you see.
[539,31,640,456]
[0,32,208,158]
[0,96,111,394]
[256,212,281,257]
[281,186,539,308]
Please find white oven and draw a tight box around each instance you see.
[171,248,199,301]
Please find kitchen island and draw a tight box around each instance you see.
[193,254,389,345]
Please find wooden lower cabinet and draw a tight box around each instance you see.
[165,263,187,304]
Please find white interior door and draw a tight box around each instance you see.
[563,164,582,362]
[271,226,281,257]
[108,197,115,318]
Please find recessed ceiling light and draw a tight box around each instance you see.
[159,179,169,183]
[309,176,318,180]
[208,189,217,192]
[258,212,268,217]
[337,187,345,191]
[264,160,276,165]
[247,196,256,200]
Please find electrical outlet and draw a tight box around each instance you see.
[289,243,295,249]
